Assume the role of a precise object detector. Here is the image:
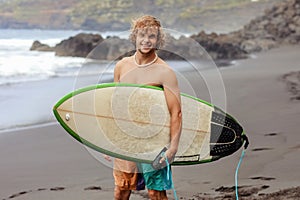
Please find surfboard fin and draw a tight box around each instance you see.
[152,147,168,170]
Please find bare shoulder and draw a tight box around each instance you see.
[114,56,133,81]
[154,57,178,87]
[115,56,132,68]
[156,57,176,77]
[114,56,134,76]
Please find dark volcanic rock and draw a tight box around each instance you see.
[236,0,300,52]
[30,40,54,51]
[192,0,300,57]
[88,36,134,60]
[30,0,300,62]
[53,34,134,60]
[32,31,247,61]
[54,33,104,58]
[191,31,248,60]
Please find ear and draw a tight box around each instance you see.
[155,33,160,49]
[129,31,137,48]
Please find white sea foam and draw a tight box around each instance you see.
[0,29,116,85]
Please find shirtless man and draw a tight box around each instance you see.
[112,15,182,200]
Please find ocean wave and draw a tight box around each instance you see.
[0,29,119,131]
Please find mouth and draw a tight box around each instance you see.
[140,44,153,50]
[138,46,155,55]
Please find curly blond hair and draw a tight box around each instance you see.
[129,15,165,49]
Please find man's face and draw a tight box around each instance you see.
[136,27,158,54]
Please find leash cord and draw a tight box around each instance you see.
[163,153,178,200]
[163,149,245,200]
[235,149,246,200]
[163,134,248,200]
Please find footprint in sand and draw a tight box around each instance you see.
[264,133,278,136]
[290,144,300,150]
[5,187,64,199]
[7,190,32,199]
[250,176,276,181]
[6,185,103,199]
[214,185,270,198]
[37,188,47,191]
[50,187,65,191]
[84,186,102,191]
[239,185,270,197]
[215,186,241,193]
[252,147,274,151]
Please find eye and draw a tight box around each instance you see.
[149,34,156,39]
[138,32,145,37]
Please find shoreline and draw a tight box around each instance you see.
[0,55,235,132]
[0,121,57,135]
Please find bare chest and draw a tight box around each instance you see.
[119,65,162,87]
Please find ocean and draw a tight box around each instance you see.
[0,29,222,131]
[0,29,121,131]
[0,29,124,86]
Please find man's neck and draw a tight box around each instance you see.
[135,49,157,65]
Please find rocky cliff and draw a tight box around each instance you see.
[192,0,300,57]
[30,0,300,62]
[0,0,280,33]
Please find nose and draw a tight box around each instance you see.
[143,36,150,43]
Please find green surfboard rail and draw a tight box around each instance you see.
[53,82,246,165]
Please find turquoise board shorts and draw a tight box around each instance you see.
[138,163,173,191]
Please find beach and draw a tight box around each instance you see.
[1,45,300,199]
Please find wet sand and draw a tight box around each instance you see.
[1,45,300,199]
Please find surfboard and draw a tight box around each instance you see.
[53,83,246,165]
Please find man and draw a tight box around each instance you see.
[111,15,182,200]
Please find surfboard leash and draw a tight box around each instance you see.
[163,152,179,200]
[235,134,249,200]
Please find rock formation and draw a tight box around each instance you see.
[30,0,300,62]
[30,40,53,51]
[54,33,104,58]
[236,0,300,53]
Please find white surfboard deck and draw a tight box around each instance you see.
[53,83,244,165]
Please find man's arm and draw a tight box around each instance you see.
[114,62,121,82]
[162,68,182,163]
